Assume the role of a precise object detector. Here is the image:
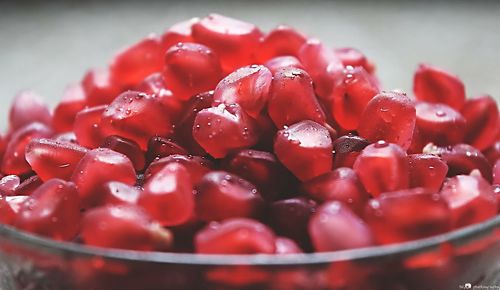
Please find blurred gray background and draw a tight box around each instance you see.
[1,0,499,130]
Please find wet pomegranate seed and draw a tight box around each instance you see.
[195,171,264,222]
[160,17,198,51]
[309,201,374,251]
[81,205,172,251]
[195,218,276,254]
[258,25,307,62]
[436,144,492,182]
[413,63,466,111]
[53,84,87,132]
[365,188,451,244]
[102,135,146,171]
[73,105,107,148]
[82,67,122,106]
[213,65,272,118]
[440,172,497,228]
[264,56,305,74]
[334,47,375,74]
[146,136,188,163]
[192,14,262,73]
[274,120,333,181]
[25,138,88,181]
[163,42,222,101]
[275,237,303,254]
[461,95,499,150]
[14,175,42,196]
[98,181,140,206]
[353,141,409,197]
[332,134,370,168]
[0,175,20,196]
[139,163,194,226]
[144,154,212,184]
[16,179,81,241]
[357,91,416,150]
[408,154,448,192]
[9,91,52,132]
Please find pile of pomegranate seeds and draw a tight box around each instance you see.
[0,14,498,255]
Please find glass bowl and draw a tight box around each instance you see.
[0,215,499,290]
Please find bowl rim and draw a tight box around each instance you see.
[1,215,499,266]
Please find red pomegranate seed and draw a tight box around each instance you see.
[365,188,451,244]
[102,135,145,171]
[267,197,316,248]
[268,67,326,128]
[274,120,333,181]
[71,148,136,208]
[440,173,497,228]
[101,91,174,150]
[139,163,194,226]
[14,175,42,196]
[413,63,465,110]
[82,68,122,106]
[193,103,260,158]
[25,138,88,181]
[213,65,272,118]
[195,171,264,222]
[298,39,344,99]
[9,91,52,131]
[222,149,295,201]
[257,25,307,62]
[195,218,276,254]
[484,141,500,165]
[0,196,25,225]
[275,237,303,254]
[408,154,448,192]
[494,160,500,185]
[353,141,409,197]
[144,154,212,184]
[332,134,370,168]
[16,179,81,241]
[53,84,87,132]
[192,14,262,73]
[435,144,493,182]
[146,136,188,163]
[0,175,20,196]
[160,17,198,51]
[98,181,140,206]
[110,35,163,88]
[264,56,305,74]
[1,122,53,175]
[461,95,499,150]
[54,132,77,144]
[334,47,375,74]
[309,201,374,251]
[330,66,379,130]
[73,105,107,148]
[163,42,222,101]
[357,91,416,150]
[81,205,172,251]
[414,101,466,146]
[302,168,369,214]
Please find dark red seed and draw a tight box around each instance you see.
[14,175,42,196]
[257,25,307,62]
[461,95,499,150]
[146,136,188,164]
[73,105,107,148]
[102,135,146,171]
[484,141,500,165]
[264,56,305,74]
[144,154,212,184]
[9,91,52,132]
[53,84,87,132]
[0,175,20,196]
[435,144,492,183]
[98,181,140,206]
[332,134,370,168]
[82,68,122,106]
[408,154,448,192]
[415,101,466,146]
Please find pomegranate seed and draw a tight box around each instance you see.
[330,66,379,130]
[436,144,492,182]
[193,103,260,158]
[365,188,451,244]
[54,132,77,143]
[484,141,500,165]
[357,91,416,150]
[267,197,316,248]
[274,120,333,181]
[25,138,88,181]
[275,237,303,254]
[408,154,448,192]
[14,175,42,196]
[462,95,499,150]
[309,201,374,251]
[82,68,122,106]
[144,154,212,184]
[102,135,145,171]
[494,160,500,185]
[1,122,53,175]
[268,67,326,128]
[146,136,188,163]
[0,175,20,196]
[195,171,264,222]
[53,84,87,132]
[139,163,194,226]
[73,105,107,148]
[110,35,163,88]
[16,179,81,241]
[101,91,174,150]
[1,196,29,225]
[332,134,370,168]
[213,65,272,118]
[9,91,52,131]
[163,42,222,101]
[334,47,375,74]
[98,181,140,206]
[353,141,409,197]
[71,148,136,208]
[413,64,466,111]
[160,17,198,51]
[440,173,497,228]
[192,14,262,73]
[81,205,172,251]
[302,168,369,214]
[195,218,276,254]
[258,25,307,62]
[264,56,305,74]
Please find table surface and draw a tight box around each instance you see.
[0,0,499,130]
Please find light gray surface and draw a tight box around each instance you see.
[0,1,499,130]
